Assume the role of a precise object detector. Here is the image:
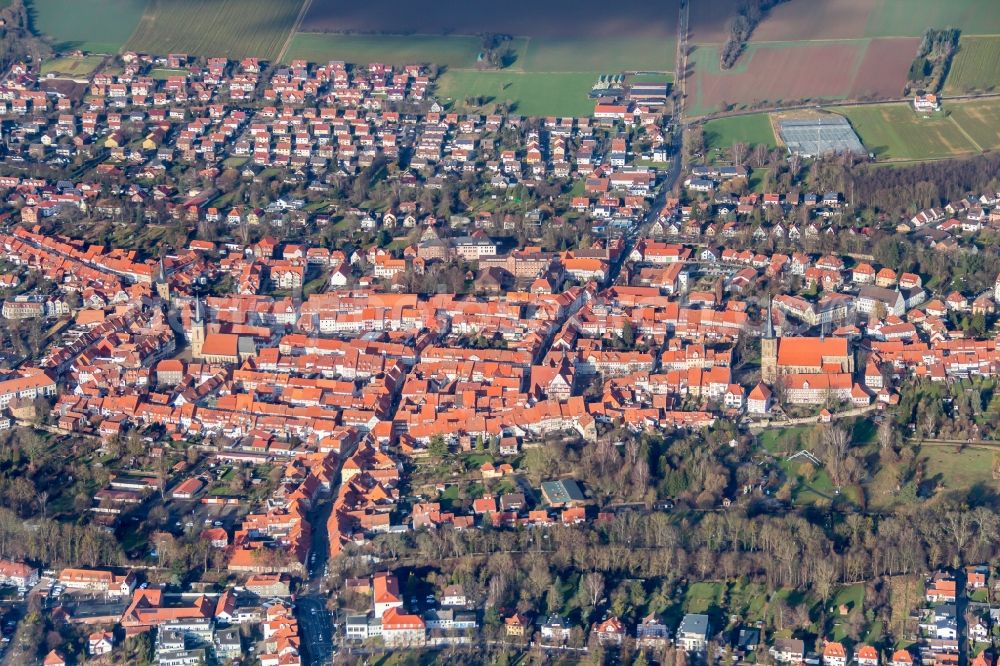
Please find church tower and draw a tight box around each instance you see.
[155,256,171,303]
[189,299,206,358]
[761,298,778,384]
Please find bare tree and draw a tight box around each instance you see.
[752,143,769,169]
[730,141,748,166]
[583,572,604,608]
[878,419,895,451]
[822,425,850,487]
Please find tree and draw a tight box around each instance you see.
[428,435,449,460]
[878,418,896,451]
[621,320,636,348]
[813,556,838,604]
[821,425,850,487]
[730,142,748,166]
[583,572,605,608]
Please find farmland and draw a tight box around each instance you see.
[300,0,678,43]
[703,113,777,153]
[863,0,1000,37]
[687,38,915,117]
[947,99,1000,151]
[124,0,304,60]
[29,0,148,53]
[943,36,1000,94]
[740,0,1000,42]
[435,71,598,118]
[835,103,979,161]
[284,33,488,69]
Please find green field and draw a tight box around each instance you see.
[149,67,187,80]
[518,35,674,73]
[436,70,598,118]
[864,0,1000,37]
[920,445,996,491]
[30,0,148,53]
[944,36,1000,94]
[285,33,491,68]
[836,103,979,161]
[948,99,1000,151]
[40,54,105,79]
[703,113,777,152]
[125,0,304,60]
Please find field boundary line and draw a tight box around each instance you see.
[277,0,314,63]
[123,0,160,54]
[948,113,985,152]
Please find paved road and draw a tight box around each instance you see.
[297,494,336,666]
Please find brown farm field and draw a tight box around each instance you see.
[752,0,874,42]
[687,38,915,117]
[687,0,741,44]
[301,0,678,40]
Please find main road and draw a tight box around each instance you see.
[296,479,337,665]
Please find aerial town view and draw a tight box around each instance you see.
[0,0,998,664]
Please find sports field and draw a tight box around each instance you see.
[687,38,915,117]
[435,71,598,118]
[30,0,147,53]
[703,113,777,152]
[943,36,1000,94]
[125,0,304,60]
[835,103,979,161]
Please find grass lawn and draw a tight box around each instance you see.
[864,0,1000,37]
[728,580,770,623]
[947,99,1000,151]
[920,445,996,492]
[30,0,148,53]
[436,70,597,117]
[836,104,979,161]
[149,67,187,80]
[40,54,105,78]
[284,32,487,69]
[944,36,1000,94]
[780,457,839,505]
[832,583,865,614]
[684,581,725,614]
[126,0,304,60]
[758,426,809,455]
[703,113,777,153]
[463,452,491,470]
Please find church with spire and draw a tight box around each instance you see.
[188,298,205,358]
[154,256,170,303]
